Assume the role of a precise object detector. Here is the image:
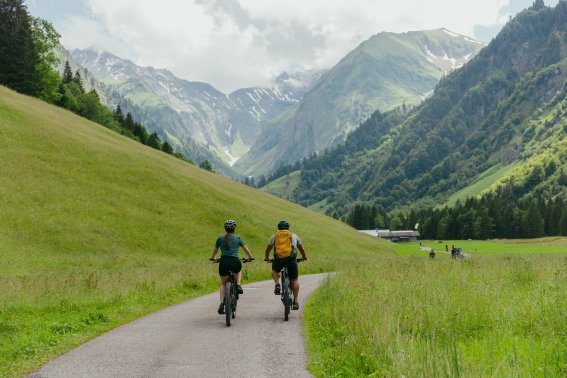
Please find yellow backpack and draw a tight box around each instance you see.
[274,230,293,258]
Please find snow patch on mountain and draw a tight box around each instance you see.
[224,147,240,166]
[225,123,233,137]
[442,52,459,69]
[442,28,485,45]
[423,45,465,70]
[465,37,485,45]
[442,28,461,38]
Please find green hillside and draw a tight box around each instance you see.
[0,86,386,376]
[292,2,567,219]
[260,170,301,200]
[441,162,519,208]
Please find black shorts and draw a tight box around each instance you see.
[272,257,298,280]
[219,256,242,276]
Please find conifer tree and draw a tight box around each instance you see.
[162,141,173,154]
[147,132,161,149]
[133,122,148,144]
[114,104,124,125]
[525,199,545,238]
[73,69,84,92]
[124,112,134,132]
[0,0,41,95]
[559,211,567,236]
[88,88,99,99]
[533,0,545,10]
[62,61,73,84]
[200,160,215,172]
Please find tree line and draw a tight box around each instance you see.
[346,192,567,240]
[0,0,190,162]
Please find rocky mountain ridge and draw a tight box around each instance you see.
[63,28,483,178]
[70,48,323,172]
[235,28,485,176]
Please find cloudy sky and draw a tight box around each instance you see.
[25,0,559,93]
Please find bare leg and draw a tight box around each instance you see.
[291,278,299,303]
[271,270,280,284]
[219,276,228,302]
[235,271,242,285]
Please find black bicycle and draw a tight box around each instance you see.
[211,257,253,326]
[267,258,305,321]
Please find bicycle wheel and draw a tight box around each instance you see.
[225,281,232,326]
[231,289,237,319]
[282,277,290,321]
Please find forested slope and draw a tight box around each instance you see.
[291,2,567,219]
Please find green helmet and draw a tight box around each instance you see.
[277,220,290,230]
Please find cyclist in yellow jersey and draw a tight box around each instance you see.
[264,220,307,310]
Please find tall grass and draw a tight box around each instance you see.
[0,87,387,377]
[305,253,567,377]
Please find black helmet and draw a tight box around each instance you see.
[224,219,237,231]
[277,220,290,230]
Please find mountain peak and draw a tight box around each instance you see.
[237,28,485,176]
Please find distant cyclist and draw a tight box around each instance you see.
[210,219,254,315]
[264,220,307,310]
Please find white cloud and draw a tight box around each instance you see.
[52,0,526,93]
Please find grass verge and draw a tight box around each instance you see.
[305,241,567,377]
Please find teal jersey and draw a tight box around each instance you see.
[215,234,245,257]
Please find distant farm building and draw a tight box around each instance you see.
[359,229,420,242]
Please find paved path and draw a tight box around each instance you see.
[28,274,327,378]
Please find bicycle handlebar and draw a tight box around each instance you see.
[264,257,306,263]
[210,257,255,263]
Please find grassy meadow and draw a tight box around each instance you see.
[394,237,567,256]
[0,87,388,377]
[305,238,567,377]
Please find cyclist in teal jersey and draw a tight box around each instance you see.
[210,219,254,315]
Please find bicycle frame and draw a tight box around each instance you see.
[278,258,304,321]
[212,257,252,327]
[280,266,293,321]
[265,257,304,321]
[224,271,238,326]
